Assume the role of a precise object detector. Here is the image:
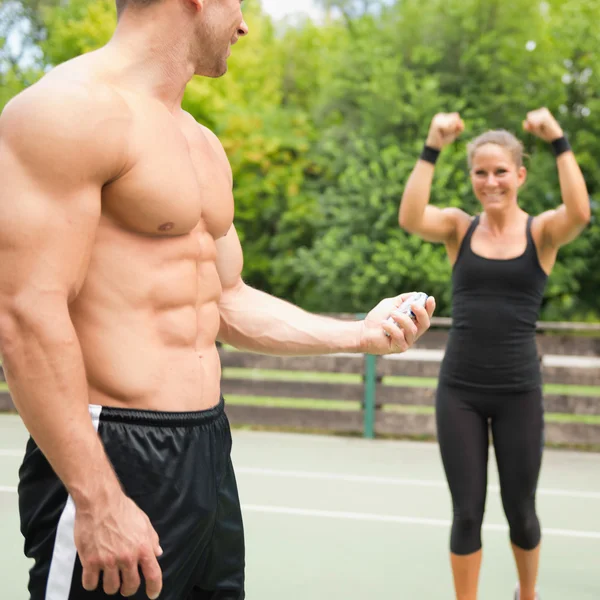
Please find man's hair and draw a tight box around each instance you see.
[467,130,525,169]
[116,0,162,18]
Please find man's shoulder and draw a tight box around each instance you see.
[179,112,222,148]
[1,67,131,143]
[200,124,224,150]
[1,69,132,180]
[181,112,231,174]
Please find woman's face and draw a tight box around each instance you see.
[470,143,527,212]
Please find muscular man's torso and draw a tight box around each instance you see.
[60,53,233,411]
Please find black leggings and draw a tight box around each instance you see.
[435,382,544,556]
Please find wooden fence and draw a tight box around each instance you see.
[220,318,600,448]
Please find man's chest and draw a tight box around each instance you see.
[102,105,234,240]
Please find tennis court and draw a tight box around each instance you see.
[1,413,599,599]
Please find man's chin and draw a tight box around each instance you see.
[196,63,228,78]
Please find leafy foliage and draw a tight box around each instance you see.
[1,0,599,320]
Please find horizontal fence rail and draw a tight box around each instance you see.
[216,316,600,447]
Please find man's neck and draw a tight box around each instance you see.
[105,10,197,110]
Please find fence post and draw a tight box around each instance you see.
[363,353,377,439]
[355,313,377,439]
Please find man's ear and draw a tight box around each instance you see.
[186,0,204,12]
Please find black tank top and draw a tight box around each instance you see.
[438,215,548,392]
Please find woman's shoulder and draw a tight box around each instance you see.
[440,207,474,229]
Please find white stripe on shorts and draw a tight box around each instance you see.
[45,405,103,600]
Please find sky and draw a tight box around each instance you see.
[259,0,323,21]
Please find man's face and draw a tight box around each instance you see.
[194,0,248,77]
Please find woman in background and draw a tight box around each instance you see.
[398,108,590,600]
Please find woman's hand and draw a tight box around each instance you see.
[426,113,465,150]
[523,107,564,142]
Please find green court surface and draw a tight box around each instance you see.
[1,414,599,599]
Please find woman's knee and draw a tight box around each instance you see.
[506,506,541,550]
[450,508,485,555]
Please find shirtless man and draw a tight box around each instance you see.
[0,0,436,598]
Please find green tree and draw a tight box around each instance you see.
[3,0,600,321]
[281,0,600,319]
[0,0,55,110]
[41,0,115,63]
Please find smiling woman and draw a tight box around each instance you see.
[397,108,591,600]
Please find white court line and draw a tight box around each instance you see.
[243,504,600,540]
[0,486,597,540]
[0,485,16,493]
[1,460,598,500]
[236,467,600,500]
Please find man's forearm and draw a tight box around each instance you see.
[218,284,364,356]
[0,305,121,507]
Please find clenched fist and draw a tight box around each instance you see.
[426,112,465,150]
[522,107,563,142]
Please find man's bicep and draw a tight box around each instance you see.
[0,122,102,305]
[215,225,244,293]
[0,84,129,304]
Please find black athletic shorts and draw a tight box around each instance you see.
[18,396,245,600]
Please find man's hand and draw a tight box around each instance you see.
[522,107,564,142]
[359,293,436,355]
[74,492,163,598]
